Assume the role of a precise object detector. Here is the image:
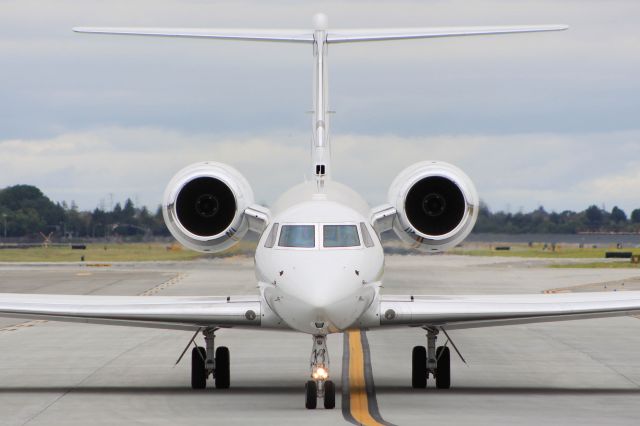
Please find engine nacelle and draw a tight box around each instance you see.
[388,161,478,252]
[163,162,254,253]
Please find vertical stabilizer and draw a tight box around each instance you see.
[311,13,330,189]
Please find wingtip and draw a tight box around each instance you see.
[534,24,569,32]
[73,27,100,34]
[535,24,569,33]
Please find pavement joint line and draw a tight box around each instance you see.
[531,326,640,389]
[14,272,187,424]
[139,272,187,296]
[20,333,159,426]
[0,319,48,332]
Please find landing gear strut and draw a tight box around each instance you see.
[412,327,450,389]
[191,328,230,389]
[305,335,336,409]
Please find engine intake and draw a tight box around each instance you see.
[163,162,254,253]
[175,176,236,237]
[388,161,478,252]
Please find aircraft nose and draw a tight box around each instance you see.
[294,267,360,306]
[282,268,374,331]
[302,286,349,311]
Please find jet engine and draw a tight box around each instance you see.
[387,161,478,252]
[162,162,254,253]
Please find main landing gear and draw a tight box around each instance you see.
[191,328,230,389]
[412,327,451,389]
[305,335,336,409]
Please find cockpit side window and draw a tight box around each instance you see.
[278,225,315,248]
[360,222,375,248]
[264,223,279,248]
[323,225,360,248]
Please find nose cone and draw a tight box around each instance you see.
[267,261,375,333]
[298,269,357,308]
[301,284,375,333]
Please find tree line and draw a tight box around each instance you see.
[0,185,169,239]
[0,184,639,239]
[475,202,640,234]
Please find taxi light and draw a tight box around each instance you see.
[312,367,328,380]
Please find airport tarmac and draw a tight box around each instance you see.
[1,256,640,425]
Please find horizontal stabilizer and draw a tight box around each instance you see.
[327,25,568,43]
[73,27,314,43]
[73,25,567,45]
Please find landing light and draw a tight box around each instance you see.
[312,366,329,380]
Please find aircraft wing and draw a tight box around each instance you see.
[379,292,640,330]
[0,293,261,331]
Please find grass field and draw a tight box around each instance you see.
[449,242,640,268]
[0,241,258,262]
[0,241,638,267]
[550,261,640,269]
[451,242,640,259]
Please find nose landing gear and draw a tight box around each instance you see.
[305,335,336,409]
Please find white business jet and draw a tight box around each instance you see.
[2,13,640,410]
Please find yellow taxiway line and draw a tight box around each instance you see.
[343,329,394,426]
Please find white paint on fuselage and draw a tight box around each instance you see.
[255,180,384,334]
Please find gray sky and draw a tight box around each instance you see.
[1,1,639,214]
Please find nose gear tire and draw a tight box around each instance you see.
[305,380,318,409]
[324,380,336,409]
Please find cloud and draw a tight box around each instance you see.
[1,126,639,215]
[0,0,639,139]
[331,130,640,213]
[579,168,640,212]
[0,1,638,215]
[0,127,309,209]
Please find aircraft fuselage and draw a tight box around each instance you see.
[255,180,384,334]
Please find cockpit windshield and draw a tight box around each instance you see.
[278,225,315,248]
[323,225,360,248]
